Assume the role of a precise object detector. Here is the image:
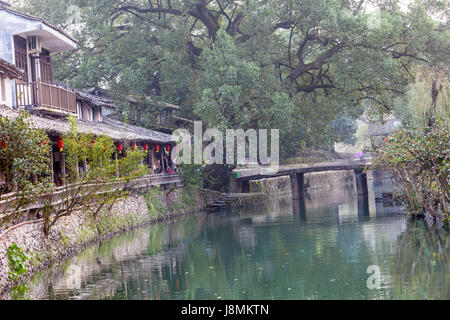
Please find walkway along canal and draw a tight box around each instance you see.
[2,171,448,300]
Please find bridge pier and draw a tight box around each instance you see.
[290,173,304,200]
[293,198,307,221]
[354,172,368,195]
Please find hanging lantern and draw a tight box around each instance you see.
[155,144,160,153]
[143,143,149,152]
[1,140,7,150]
[131,142,137,151]
[116,142,123,154]
[165,144,171,152]
[57,137,64,152]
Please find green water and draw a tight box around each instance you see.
[20,183,449,300]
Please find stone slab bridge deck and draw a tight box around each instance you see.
[230,159,372,199]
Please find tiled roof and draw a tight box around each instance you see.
[0,58,22,79]
[0,105,175,143]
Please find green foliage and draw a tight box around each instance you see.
[7,243,28,282]
[0,112,53,194]
[63,116,117,183]
[118,149,148,179]
[9,284,29,300]
[179,185,198,210]
[42,117,147,235]
[195,29,294,132]
[16,0,449,158]
[394,65,449,127]
[373,120,449,224]
[324,116,358,149]
[0,112,54,223]
[144,187,165,219]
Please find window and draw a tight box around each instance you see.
[92,107,102,122]
[81,104,93,121]
[14,36,28,82]
[39,49,52,83]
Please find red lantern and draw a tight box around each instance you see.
[116,142,123,154]
[143,143,149,152]
[155,144,160,153]
[57,137,64,152]
[1,140,7,150]
[165,144,171,152]
[131,142,137,151]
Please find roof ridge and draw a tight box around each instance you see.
[0,5,78,44]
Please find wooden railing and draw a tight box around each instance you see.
[15,80,77,114]
[0,173,182,217]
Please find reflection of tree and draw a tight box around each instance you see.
[23,201,449,300]
[391,220,449,299]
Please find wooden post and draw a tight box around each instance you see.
[74,154,80,181]
[160,148,165,173]
[115,152,119,177]
[60,151,66,185]
[82,158,87,179]
[169,148,174,172]
[49,150,54,183]
[150,146,156,172]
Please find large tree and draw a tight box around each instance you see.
[16,0,449,155]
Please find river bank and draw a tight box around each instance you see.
[0,186,222,295]
[0,171,369,296]
[11,178,448,300]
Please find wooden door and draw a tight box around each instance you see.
[13,36,28,82]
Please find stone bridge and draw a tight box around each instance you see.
[230,159,372,200]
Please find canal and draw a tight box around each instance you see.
[14,174,449,300]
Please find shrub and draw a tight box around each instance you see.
[7,243,28,281]
[373,120,449,224]
[0,112,54,224]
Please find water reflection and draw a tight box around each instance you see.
[10,176,449,300]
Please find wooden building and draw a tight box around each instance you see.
[0,2,177,191]
[0,58,22,108]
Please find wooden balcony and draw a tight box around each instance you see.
[15,80,77,115]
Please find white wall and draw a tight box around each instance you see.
[0,74,13,107]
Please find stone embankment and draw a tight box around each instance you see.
[0,187,220,295]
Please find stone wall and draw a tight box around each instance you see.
[249,176,292,197]
[228,192,269,209]
[304,170,356,193]
[0,186,220,296]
